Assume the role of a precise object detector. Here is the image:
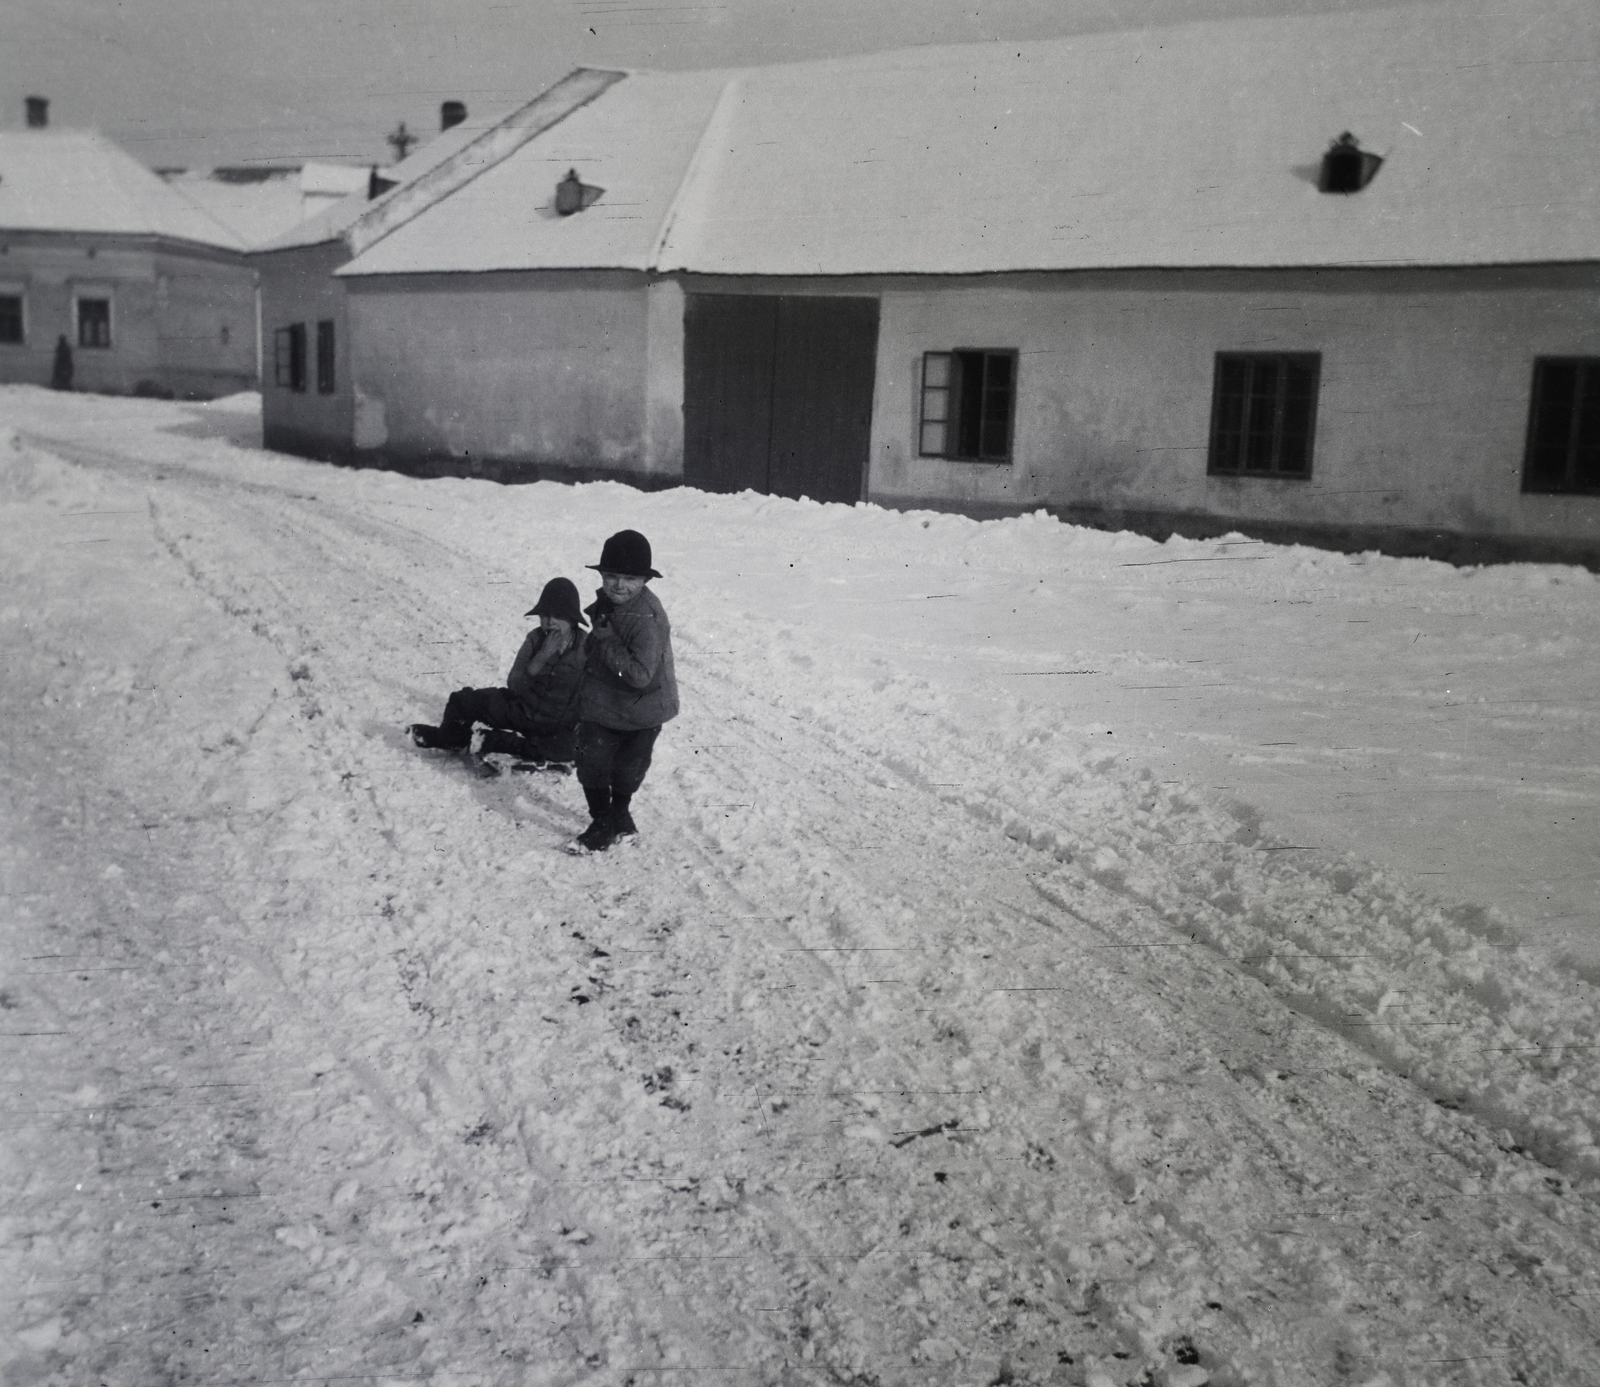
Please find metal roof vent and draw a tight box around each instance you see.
[555,169,604,216]
[1319,132,1383,193]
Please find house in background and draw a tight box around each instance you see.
[252,96,520,461]
[260,0,1600,564]
[0,99,257,398]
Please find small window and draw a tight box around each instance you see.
[1523,358,1600,496]
[1208,352,1320,478]
[316,319,336,394]
[919,349,1017,462]
[0,294,22,345]
[77,297,112,349]
[274,323,307,392]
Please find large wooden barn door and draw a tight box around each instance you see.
[767,296,880,503]
[682,295,778,496]
[683,293,879,504]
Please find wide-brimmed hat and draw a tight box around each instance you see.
[586,529,662,579]
[524,576,587,627]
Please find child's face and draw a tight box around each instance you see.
[539,615,572,637]
[600,571,647,605]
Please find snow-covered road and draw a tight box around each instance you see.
[4,389,1599,1386]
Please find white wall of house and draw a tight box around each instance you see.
[271,262,1600,560]
[257,241,354,458]
[0,236,159,393]
[643,277,686,477]
[153,246,258,397]
[865,266,1600,550]
[342,269,662,479]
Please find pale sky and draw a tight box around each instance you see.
[3,0,1418,171]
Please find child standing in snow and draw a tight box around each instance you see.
[569,530,679,853]
[408,577,588,775]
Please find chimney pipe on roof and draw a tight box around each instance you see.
[440,101,467,132]
[25,96,48,128]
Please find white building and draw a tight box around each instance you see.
[0,107,257,399]
[258,0,1600,564]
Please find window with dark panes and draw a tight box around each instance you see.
[1207,352,1320,478]
[274,323,307,392]
[0,295,22,344]
[316,320,335,394]
[1522,358,1600,496]
[919,349,1017,462]
[77,298,112,349]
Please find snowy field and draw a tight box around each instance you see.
[3,385,1599,1386]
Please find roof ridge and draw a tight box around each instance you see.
[646,75,740,270]
[344,67,627,262]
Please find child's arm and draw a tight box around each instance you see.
[505,630,540,696]
[590,610,665,690]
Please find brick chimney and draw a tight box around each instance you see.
[25,96,48,128]
[440,100,466,132]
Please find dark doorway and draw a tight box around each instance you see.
[683,294,879,504]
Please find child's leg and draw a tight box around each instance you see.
[576,722,624,819]
[435,687,527,748]
[611,727,661,803]
[525,726,578,765]
[608,727,661,834]
[478,728,541,759]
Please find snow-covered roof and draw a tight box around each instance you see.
[254,117,488,254]
[339,0,1598,279]
[339,69,729,277]
[298,163,370,200]
[0,129,245,250]
[257,70,625,258]
[159,170,308,250]
[163,164,374,250]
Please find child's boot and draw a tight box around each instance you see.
[569,785,616,854]
[611,793,637,840]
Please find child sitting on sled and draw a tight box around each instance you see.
[408,577,589,775]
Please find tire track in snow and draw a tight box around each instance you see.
[14,434,880,1375]
[6,432,684,1378]
[0,473,494,1382]
[13,424,1600,1383]
[56,435,1209,1375]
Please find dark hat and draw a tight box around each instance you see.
[524,576,587,627]
[587,529,661,579]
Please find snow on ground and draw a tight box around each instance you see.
[3,386,1599,1386]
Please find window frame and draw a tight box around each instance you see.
[274,322,307,393]
[918,348,1019,463]
[315,319,336,394]
[0,292,23,346]
[76,296,113,350]
[1206,351,1321,480]
[1521,357,1600,497]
